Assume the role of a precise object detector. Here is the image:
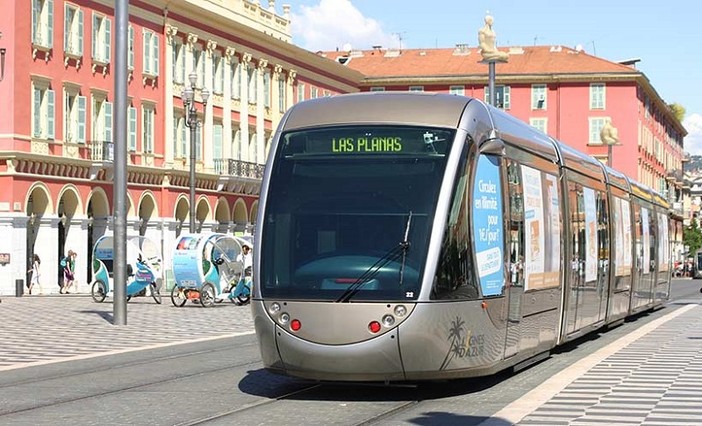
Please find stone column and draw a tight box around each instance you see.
[256,58,268,164]
[204,40,217,172]
[240,52,252,162]
[223,47,236,162]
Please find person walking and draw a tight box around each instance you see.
[61,250,77,294]
[27,254,41,295]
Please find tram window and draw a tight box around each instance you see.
[433,143,480,300]
[596,190,609,285]
[507,161,524,288]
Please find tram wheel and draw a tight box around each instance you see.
[151,283,162,304]
[199,283,216,308]
[91,281,107,303]
[170,286,187,307]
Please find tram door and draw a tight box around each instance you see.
[630,202,655,311]
[504,160,524,358]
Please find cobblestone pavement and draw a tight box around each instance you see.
[0,294,254,371]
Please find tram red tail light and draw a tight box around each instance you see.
[290,319,301,331]
[368,321,382,333]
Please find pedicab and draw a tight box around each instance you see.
[90,235,163,304]
[170,233,253,308]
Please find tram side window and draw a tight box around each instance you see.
[596,191,609,282]
[433,144,479,300]
[507,160,524,287]
[568,182,585,284]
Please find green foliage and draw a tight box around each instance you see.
[684,217,702,255]
[669,103,686,122]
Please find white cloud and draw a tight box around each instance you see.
[684,113,702,156]
[290,0,397,52]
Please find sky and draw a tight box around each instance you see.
[279,0,702,155]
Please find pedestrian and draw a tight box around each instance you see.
[27,253,41,295]
[61,250,77,294]
[237,244,253,276]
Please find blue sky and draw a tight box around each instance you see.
[281,0,702,155]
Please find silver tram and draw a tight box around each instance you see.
[251,92,672,382]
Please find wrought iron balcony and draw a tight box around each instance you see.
[90,140,114,162]
[227,159,264,179]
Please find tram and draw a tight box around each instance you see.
[252,92,672,382]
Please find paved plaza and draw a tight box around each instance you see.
[0,294,255,371]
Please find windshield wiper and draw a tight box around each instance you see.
[336,212,412,303]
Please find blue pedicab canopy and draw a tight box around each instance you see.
[91,235,163,284]
[171,233,250,290]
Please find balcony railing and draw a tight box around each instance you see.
[227,159,264,179]
[90,140,114,162]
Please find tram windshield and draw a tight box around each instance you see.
[260,125,455,301]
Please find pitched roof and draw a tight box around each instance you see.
[321,45,641,82]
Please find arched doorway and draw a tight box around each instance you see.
[214,198,230,233]
[232,198,248,235]
[86,188,110,284]
[195,197,210,233]
[26,184,52,294]
[57,186,82,292]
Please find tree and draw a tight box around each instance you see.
[684,217,702,256]
[669,103,686,123]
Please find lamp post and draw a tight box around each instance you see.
[181,71,209,233]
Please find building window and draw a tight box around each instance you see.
[143,30,159,77]
[213,123,223,170]
[589,117,608,145]
[263,69,271,108]
[91,12,111,64]
[172,39,185,84]
[248,67,257,104]
[31,0,54,49]
[449,85,464,96]
[128,106,137,151]
[128,25,134,70]
[142,106,154,153]
[231,60,241,100]
[370,87,385,92]
[297,83,305,103]
[409,86,424,92]
[529,118,548,134]
[191,47,204,88]
[64,88,86,143]
[531,84,547,110]
[484,85,511,109]
[172,114,187,158]
[213,52,224,95]
[32,82,55,140]
[310,86,318,99]
[278,77,286,113]
[64,3,83,57]
[590,83,605,110]
[92,96,112,147]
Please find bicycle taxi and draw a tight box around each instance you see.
[90,235,163,303]
[170,233,252,307]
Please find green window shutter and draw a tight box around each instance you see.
[77,95,86,142]
[77,9,83,55]
[31,0,38,44]
[196,127,201,161]
[91,13,97,59]
[153,36,159,76]
[213,125,222,159]
[64,5,70,51]
[128,107,137,150]
[33,88,42,137]
[181,120,187,157]
[47,0,54,48]
[143,31,151,74]
[105,18,111,62]
[172,42,177,81]
[104,101,112,143]
[47,89,55,139]
[128,26,134,69]
[173,117,178,156]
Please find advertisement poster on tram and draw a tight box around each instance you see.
[521,166,545,290]
[621,199,632,273]
[472,155,504,297]
[583,188,597,282]
[642,209,650,274]
[658,212,669,271]
[543,174,560,287]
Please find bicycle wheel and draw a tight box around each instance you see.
[199,283,216,308]
[170,285,187,307]
[91,281,107,303]
[151,283,162,304]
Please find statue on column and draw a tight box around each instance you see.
[478,15,509,62]
[600,118,620,145]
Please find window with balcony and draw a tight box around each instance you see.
[213,52,224,95]
[172,39,185,84]
[589,117,608,145]
[63,88,86,143]
[213,123,224,172]
[64,4,83,58]
[484,85,511,109]
[590,83,605,110]
[531,84,547,110]
[91,12,111,66]
[31,0,54,51]
[142,106,154,153]
[278,78,286,113]
[92,95,112,148]
[529,118,548,134]
[143,30,159,78]
[449,85,464,96]
[32,81,55,140]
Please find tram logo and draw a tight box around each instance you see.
[439,316,485,370]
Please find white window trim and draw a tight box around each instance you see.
[590,83,606,110]
[449,85,465,96]
[531,84,547,110]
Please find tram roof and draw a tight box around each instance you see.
[602,164,632,193]
[281,92,471,130]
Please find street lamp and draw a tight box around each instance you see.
[181,71,209,233]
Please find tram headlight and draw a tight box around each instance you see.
[382,314,395,327]
[279,312,290,325]
[393,305,407,317]
[269,302,281,314]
